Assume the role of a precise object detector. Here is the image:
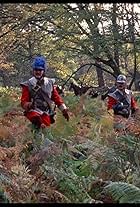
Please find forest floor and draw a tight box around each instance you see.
[0,106,98,202]
[0,94,140,203]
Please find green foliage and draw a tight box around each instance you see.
[83,97,107,120]
[117,135,139,151]
[1,3,140,88]
[97,133,140,184]
[0,86,140,203]
[0,96,13,115]
[63,93,80,111]
[134,93,140,103]
[104,181,140,203]
[0,86,21,115]
[51,111,78,140]
[99,147,123,180]
[0,172,12,186]
[113,135,140,171]
[42,152,95,203]
[50,94,80,140]
[0,188,9,203]
[0,170,12,203]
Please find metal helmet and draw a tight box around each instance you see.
[32,56,47,71]
[116,74,126,83]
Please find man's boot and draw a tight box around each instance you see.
[40,128,53,149]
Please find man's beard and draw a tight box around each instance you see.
[34,74,44,80]
[35,76,43,79]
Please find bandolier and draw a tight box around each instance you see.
[108,88,132,118]
[20,77,56,119]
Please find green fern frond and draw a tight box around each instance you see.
[0,188,10,203]
[42,153,94,203]
[0,173,12,186]
[51,111,77,139]
[104,181,140,203]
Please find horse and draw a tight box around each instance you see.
[69,82,99,98]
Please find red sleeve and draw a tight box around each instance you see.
[51,86,64,107]
[21,85,30,108]
[107,96,117,110]
[131,96,138,109]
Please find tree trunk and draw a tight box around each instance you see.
[112,4,119,69]
[94,4,105,87]
[127,4,137,90]
[95,61,105,87]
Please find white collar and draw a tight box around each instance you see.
[117,88,130,95]
[29,77,49,86]
[29,77,55,86]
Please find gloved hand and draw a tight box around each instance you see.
[131,108,139,118]
[23,102,33,111]
[122,108,129,115]
[113,102,124,111]
[131,108,139,114]
[62,108,69,121]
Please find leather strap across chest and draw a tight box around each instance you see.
[109,89,132,107]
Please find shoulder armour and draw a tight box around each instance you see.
[50,78,55,84]
[125,89,132,95]
[28,77,37,87]
[44,77,55,86]
[20,80,29,87]
[20,77,36,87]
[108,89,118,100]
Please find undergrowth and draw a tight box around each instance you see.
[0,87,140,203]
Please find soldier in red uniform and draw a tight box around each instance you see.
[20,56,69,128]
[107,74,138,118]
[20,55,69,150]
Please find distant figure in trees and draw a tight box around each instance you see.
[107,74,138,119]
[69,82,88,96]
[69,82,98,98]
[20,55,69,151]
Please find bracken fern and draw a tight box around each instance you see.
[103,181,140,203]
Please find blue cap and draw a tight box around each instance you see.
[32,56,47,71]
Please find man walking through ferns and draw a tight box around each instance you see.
[107,74,138,119]
[20,55,69,151]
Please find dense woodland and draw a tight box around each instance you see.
[1,3,140,89]
[0,3,140,203]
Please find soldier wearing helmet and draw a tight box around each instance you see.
[20,55,69,150]
[107,74,138,118]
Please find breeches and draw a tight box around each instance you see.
[25,111,51,127]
